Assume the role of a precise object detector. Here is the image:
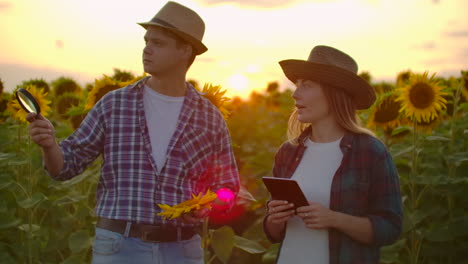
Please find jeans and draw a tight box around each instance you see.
[92,227,204,264]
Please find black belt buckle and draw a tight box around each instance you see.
[140,227,180,243]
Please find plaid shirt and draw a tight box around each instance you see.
[264,127,402,264]
[53,77,240,226]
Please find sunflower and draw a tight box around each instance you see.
[85,75,133,110]
[416,116,441,134]
[396,72,447,123]
[396,70,412,86]
[198,83,231,119]
[367,94,402,130]
[7,85,51,123]
[461,70,468,101]
[157,190,218,220]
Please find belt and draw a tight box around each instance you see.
[96,218,197,242]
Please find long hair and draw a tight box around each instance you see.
[287,83,375,144]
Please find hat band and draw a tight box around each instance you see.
[151,18,177,30]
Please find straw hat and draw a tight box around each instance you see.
[279,45,375,109]
[138,1,207,55]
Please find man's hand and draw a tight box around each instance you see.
[26,113,56,149]
[180,208,211,224]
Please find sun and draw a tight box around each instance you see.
[227,74,249,97]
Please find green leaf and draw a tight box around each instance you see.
[426,136,450,141]
[61,255,83,264]
[18,224,40,233]
[425,225,455,242]
[68,230,92,253]
[16,192,47,209]
[0,250,16,264]
[0,152,15,161]
[446,152,468,167]
[53,194,87,206]
[391,126,411,136]
[392,146,414,158]
[262,243,279,264]
[0,214,22,229]
[0,181,13,190]
[380,238,406,263]
[234,235,266,254]
[211,226,235,263]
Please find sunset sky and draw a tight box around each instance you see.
[0,0,467,98]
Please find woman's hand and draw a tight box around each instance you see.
[266,200,295,225]
[296,201,337,229]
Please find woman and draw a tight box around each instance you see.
[263,45,402,264]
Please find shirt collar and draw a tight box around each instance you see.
[298,125,354,152]
[132,76,202,103]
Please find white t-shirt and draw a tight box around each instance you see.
[277,137,343,264]
[143,85,184,173]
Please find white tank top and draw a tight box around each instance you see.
[143,85,184,173]
[277,137,343,264]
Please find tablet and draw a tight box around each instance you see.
[262,177,309,210]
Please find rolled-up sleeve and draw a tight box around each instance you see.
[51,100,105,181]
[367,149,403,246]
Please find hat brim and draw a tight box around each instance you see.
[279,60,375,109]
[138,22,208,55]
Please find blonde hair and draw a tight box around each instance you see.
[287,83,375,144]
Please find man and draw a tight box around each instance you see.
[27,2,240,263]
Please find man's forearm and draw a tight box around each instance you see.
[331,211,373,244]
[42,142,64,178]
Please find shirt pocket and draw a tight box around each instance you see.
[179,128,215,180]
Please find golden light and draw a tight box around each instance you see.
[227,74,249,97]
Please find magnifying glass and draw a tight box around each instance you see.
[15,88,41,115]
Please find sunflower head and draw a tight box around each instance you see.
[85,75,132,110]
[6,85,52,123]
[367,94,402,130]
[396,72,447,123]
[157,190,218,220]
[0,77,4,95]
[17,79,51,94]
[198,83,231,119]
[56,93,82,119]
[52,77,81,98]
[396,70,412,86]
[461,70,468,101]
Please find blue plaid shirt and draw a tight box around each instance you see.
[53,77,240,226]
[264,127,402,264]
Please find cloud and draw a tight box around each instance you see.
[412,42,436,50]
[196,0,305,9]
[55,40,64,49]
[0,1,12,11]
[444,30,468,38]
[195,57,216,63]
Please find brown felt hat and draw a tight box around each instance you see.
[279,45,375,109]
[138,1,208,55]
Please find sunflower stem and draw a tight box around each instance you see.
[203,217,210,264]
[27,133,33,264]
[409,117,421,264]
[446,82,462,264]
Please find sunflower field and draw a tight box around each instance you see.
[0,69,467,264]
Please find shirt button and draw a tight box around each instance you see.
[156,184,161,190]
